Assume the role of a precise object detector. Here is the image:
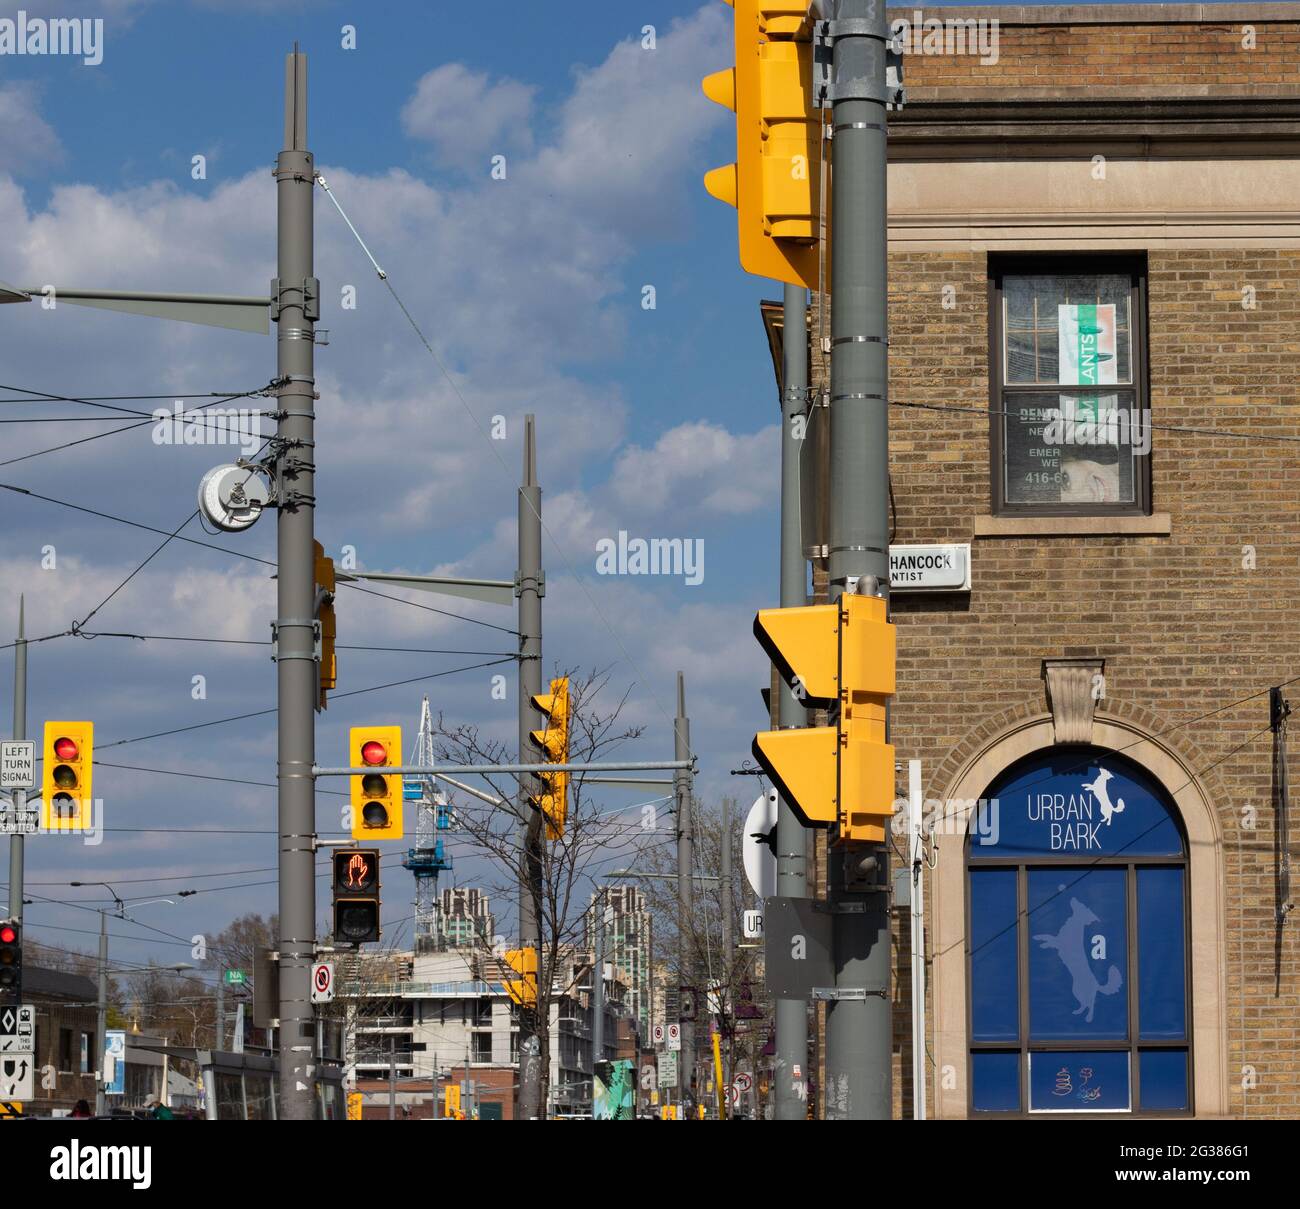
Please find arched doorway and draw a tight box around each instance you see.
[929,714,1228,1119]
[967,747,1189,1115]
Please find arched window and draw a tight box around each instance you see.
[966,747,1190,1115]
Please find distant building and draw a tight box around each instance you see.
[14,966,98,1115]
[434,887,495,951]
[586,886,652,1040]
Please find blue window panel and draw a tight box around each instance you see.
[1029,1050,1131,1112]
[1028,868,1128,1041]
[971,749,1183,859]
[1139,1049,1188,1112]
[970,868,1019,1042]
[972,1051,1021,1112]
[1137,867,1187,1040]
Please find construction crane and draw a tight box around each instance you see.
[402,695,453,953]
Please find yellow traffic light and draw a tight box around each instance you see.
[752,593,895,842]
[530,677,570,839]
[314,541,337,711]
[501,946,538,1008]
[703,0,820,288]
[41,721,93,831]
[349,725,403,840]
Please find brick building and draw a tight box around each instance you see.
[766,3,1300,1118]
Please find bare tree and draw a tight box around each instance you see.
[429,666,667,1111]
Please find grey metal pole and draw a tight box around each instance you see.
[95,911,107,1115]
[7,596,25,922]
[274,47,319,1122]
[216,976,225,1051]
[776,284,811,1119]
[516,414,545,1119]
[673,673,694,1105]
[721,798,733,960]
[824,0,892,1121]
[389,1039,396,1121]
[592,888,606,1077]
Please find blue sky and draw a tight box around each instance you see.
[0,0,1191,981]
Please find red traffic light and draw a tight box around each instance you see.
[0,925,15,945]
[360,740,387,766]
[53,736,79,761]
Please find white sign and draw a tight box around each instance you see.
[0,742,34,791]
[742,791,778,900]
[310,961,335,1003]
[0,1053,34,1100]
[666,1023,681,1052]
[888,543,970,593]
[0,1005,34,1053]
[652,1023,665,1046]
[657,1050,679,1089]
[743,909,764,939]
[734,1071,753,1093]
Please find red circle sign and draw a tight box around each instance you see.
[314,965,331,993]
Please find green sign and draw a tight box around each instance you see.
[223,970,246,985]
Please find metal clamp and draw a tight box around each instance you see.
[270,619,320,664]
[810,986,888,1001]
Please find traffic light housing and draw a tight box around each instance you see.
[752,593,895,843]
[349,725,403,840]
[529,677,570,840]
[332,848,381,945]
[41,721,93,831]
[703,0,821,288]
[501,946,538,1009]
[0,919,20,1003]
[314,541,337,712]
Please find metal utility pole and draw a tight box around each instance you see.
[95,910,108,1116]
[7,596,26,922]
[516,414,545,1120]
[776,283,811,1119]
[216,976,225,1052]
[824,0,892,1120]
[592,887,606,1078]
[274,47,319,1122]
[720,798,734,959]
[673,673,695,1104]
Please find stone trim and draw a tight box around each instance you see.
[1042,658,1105,744]
[973,514,1172,538]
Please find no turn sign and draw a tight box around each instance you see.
[310,961,334,1003]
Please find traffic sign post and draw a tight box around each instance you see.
[0,1005,34,1053]
[0,740,37,835]
[0,1054,34,1101]
[666,1022,682,1052]
[310,961,335,1003]
[223,969,246,986]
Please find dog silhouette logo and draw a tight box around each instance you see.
[1082,767,1125,827]
[1033,896,1122,1023]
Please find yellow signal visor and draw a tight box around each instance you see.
[753,603,840,701]
[752,726,837,827]
[41,720,93,832]
[840,735,896,844]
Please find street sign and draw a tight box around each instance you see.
[223,969,246,985]
[651,1023,665,1046]
[0,742,34,791]
[311,961,335,1003]
[763,895,834,999]
[889,542,971,593]
[734,1070,753,1093]
[103,1031,125,1096]
[742,790,778,898]
[666,1023,681,1052]
[657,1050,679,1089]
[0,1005,33,1053]
[743,909,764,939]
[0,1054,34,1101]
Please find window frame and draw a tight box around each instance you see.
[987,254,1152,518]
[964,748,1194,1119]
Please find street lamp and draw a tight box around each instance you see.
[69,882,192,1115]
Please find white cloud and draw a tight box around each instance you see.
[0,84,64,174]
[402,63,536,167]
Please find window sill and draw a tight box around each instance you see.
[973,513,1172,538]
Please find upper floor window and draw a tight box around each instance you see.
[989,257,1150,516]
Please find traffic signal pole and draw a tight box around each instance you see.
[775,284,810,1120]
[274,48,319,1122]
[7,597,25,923]
[516,414,545,1119]
[673,673,695,1104]
[824,0,892,1120]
